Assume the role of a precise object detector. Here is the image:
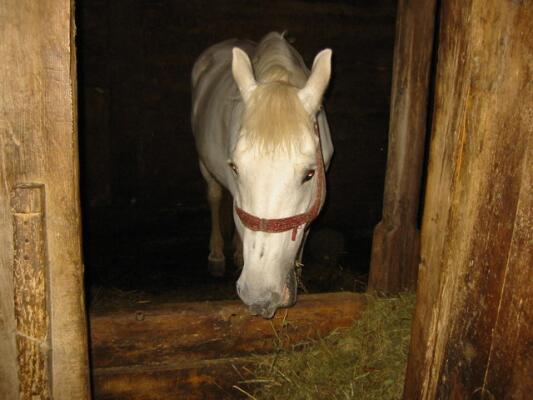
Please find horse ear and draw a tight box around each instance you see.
[232,47,257,102]
[298,49,332,114]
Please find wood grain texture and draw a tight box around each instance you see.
[93,358,255,400]
[91,292,365,399]
[0,0,90,398]
[404,0,532,398]
[368,0,437,293]
[11,185,50,400]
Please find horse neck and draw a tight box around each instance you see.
[253,37,307,87]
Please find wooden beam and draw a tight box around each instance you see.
[368,0,438,293]
[0,1,90,398]
[91,292,365,399]
[93,358,256,400]
[91,292,365,368]
[404,0,533,398]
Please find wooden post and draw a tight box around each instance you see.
[368,0,437,293]
[11,185,51,399]
[0,1,90,398]
[404,0,533,398]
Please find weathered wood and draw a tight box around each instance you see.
[11,185,50,399]
[93,358,255,400]
[404,1,533,398]
[91,292,365,368]
[91,292,365,399]
[0,0,90,398]
[368,0,437,294]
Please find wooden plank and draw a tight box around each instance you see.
[11,184,51,399]
[93,358,255,400]
[0,0,89,398]
[368,0,437,293]
[91,293,365,399]
[404,0,533,398]
[482,140,532,400]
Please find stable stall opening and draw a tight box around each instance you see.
[76,0,397,309]
[3,1,528,399]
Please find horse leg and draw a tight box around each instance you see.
[233,229,244,269]
[199,161,226,277]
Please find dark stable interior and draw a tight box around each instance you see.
[76,0,397,307]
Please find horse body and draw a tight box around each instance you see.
[192,32,333,318]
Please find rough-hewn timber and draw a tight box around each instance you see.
[0,0,90,398]
[369,0,437,294]
[91,292,366,399]
[11,185,50,399]
[404,0,533,398]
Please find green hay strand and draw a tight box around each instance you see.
[246,292,416,400]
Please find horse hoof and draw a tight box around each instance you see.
[208,256,226,277]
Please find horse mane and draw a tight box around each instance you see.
[242,33,312,153]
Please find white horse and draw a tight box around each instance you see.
[191,32,333,318]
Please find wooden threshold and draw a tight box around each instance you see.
[90,292,366,399]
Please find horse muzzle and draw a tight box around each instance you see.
[237,268,298,319]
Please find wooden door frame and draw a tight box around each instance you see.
[0,0,90,398]
[404,0,532,397]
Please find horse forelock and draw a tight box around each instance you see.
[241,33,311,154]
[242,82,312,154]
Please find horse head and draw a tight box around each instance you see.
[229,47,332,318]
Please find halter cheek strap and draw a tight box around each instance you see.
[234,120,326,241]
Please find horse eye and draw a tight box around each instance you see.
[302,169,315,183]
[228,162,238,175]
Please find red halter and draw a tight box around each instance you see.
[235,121,326,241]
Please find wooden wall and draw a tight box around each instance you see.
[0,0,90,398]
[405,0,532,398]
[77,0,397,274]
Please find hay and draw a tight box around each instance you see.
[243,292,416,400]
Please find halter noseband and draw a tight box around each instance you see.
[234,120,326,241]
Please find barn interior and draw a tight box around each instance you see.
[2,0,529,398]
[76,0,398,306]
